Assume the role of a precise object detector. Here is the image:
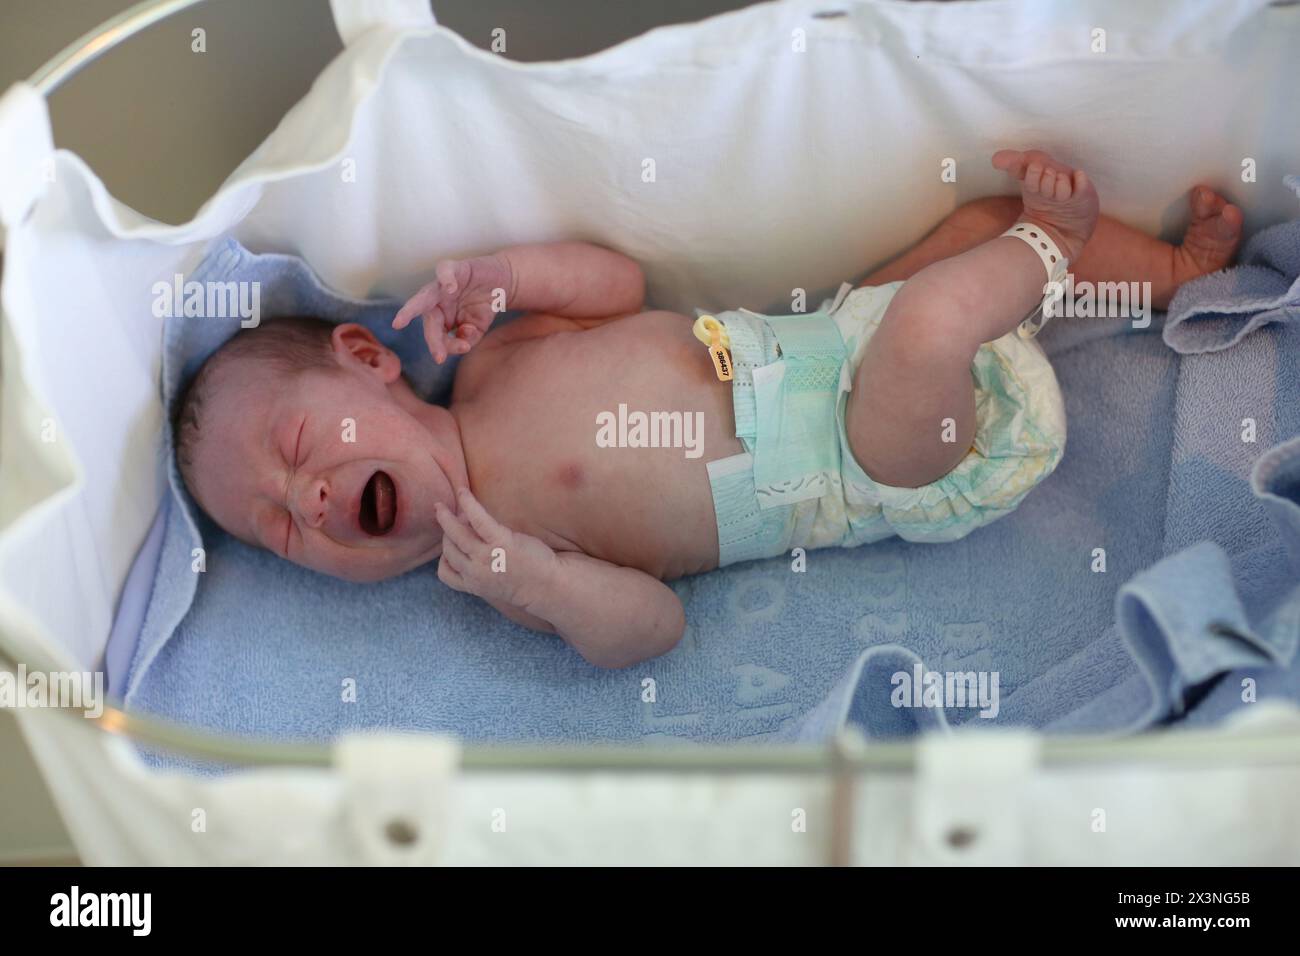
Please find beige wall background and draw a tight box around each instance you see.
[0,0,753,864]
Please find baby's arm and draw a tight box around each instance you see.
[394,242,644,362]
[436,489,684,669]
[506,552,685,669]
[498,241,645,318]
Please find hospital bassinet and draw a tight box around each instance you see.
[1,0,1299,865]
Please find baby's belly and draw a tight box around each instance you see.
[470,312,743,579]
[551,438,732,578]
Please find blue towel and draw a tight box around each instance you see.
[120,224,1300,747]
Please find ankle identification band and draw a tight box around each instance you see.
[1003,222,1069,339]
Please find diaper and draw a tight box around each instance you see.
[704,281,1067,567]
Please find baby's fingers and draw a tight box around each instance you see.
[437,551,467,592]
[441,537,470,571]
[434,259,463,296]
[456,488,507,546]
[436,501,482,556]
[393,281,443,331]
[422,310,452,364]
[446,324,484,356]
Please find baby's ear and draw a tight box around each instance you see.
[330,323,402,384]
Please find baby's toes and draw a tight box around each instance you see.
[1220,202,1244,237]
[992,149,1027,177]
[1053,171,1073,201]
[1039,167,1059,198]
[1021,149,1060,171]
[1175,194,1243,280]
[1190,185,1227,220]
[1023,161,1044,194]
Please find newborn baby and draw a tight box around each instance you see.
[176,150,1242,667]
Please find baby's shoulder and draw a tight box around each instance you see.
[452,313,578,398]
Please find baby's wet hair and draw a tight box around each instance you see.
[173,317,336,487]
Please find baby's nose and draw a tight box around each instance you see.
[295,479,329,529]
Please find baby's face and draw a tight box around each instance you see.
[187,346,458,582]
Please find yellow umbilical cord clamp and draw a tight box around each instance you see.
[693,315,733,382]
[692,314,730,349]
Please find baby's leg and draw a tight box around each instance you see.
[845,150,1099,488]
[860,196,1025,286]
[864,191,1242,310]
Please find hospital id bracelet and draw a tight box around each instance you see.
[1002,222,1069,339]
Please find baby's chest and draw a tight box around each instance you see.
[472,320,725,429]
[467,328,739,548]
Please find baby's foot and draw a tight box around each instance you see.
[992,149,1100,262]
[1173,185,1243,285]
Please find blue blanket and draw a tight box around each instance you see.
[118,216,1300,745]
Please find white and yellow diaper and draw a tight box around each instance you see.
[701,281,1067,567]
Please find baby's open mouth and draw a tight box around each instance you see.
[359,470,397,536]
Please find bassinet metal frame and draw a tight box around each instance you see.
[9,0,1300,786]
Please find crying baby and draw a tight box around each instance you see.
[175,150,1242,667]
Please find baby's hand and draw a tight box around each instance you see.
[435,488,556,611]
[392,254,514,364]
